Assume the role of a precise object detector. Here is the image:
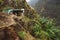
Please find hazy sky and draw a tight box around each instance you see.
[26,0,39,6]
[26,0,30,2]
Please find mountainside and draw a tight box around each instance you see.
[33,0,60,26]
[0,0,60,40]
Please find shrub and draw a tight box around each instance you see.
[31,17,60,40]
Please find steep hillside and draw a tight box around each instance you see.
[33,0,60,26]
[0,0,60,40]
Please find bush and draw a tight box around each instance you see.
[31,17,60,40]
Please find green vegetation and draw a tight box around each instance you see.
[30,17,60,40]
[18,31,26,38]
[22,13,60,40]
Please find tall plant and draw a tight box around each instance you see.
[31,17,60,40]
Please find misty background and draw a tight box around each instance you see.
[27,0,60,26]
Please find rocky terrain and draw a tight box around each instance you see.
[0,0,60,40]
[0,0,38,40]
